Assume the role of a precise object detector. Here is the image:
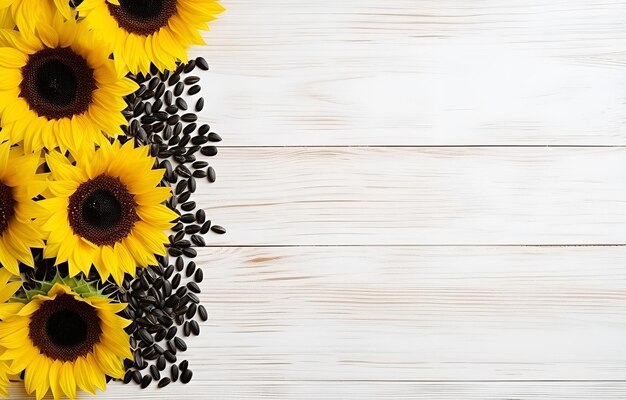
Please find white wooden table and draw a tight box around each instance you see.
[12,0,626,398]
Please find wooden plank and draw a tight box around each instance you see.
[198,147,626,245]
[98,246,626,381]
[10,381,626,399]
[190,0,626,146]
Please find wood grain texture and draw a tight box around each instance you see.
[191,0,626,146]
[199,147,626,245]
[11,381,626,399]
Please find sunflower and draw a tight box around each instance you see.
[0,0,72,33]
[0,15,138,153]
[0,142,46,276]
[77,0,224,74]
[40,139,177,284]
[0,280,131,400]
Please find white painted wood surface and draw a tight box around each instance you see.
[16,0,626,398]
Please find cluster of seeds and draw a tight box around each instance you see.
[114,58,224,388]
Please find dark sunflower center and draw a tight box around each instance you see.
[108,0,177,36]
[20,47,96,120]
[29,294,102,362]
[68,174,138,246]
[0,183,15,235]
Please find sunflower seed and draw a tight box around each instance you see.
[201,146,218,156]
[181,201,196,211]
[184,76,200,85]
[171,222,184,232]
[164,265,174,279]
[191,135,208,145]
[150,365,161,380]
[180,369,193,384]
[192,169,207,178]
[166,326,177,341]
[211,225,226,235]
[187,282,201,294]
[158,377,171,388]
[180,213,195,223]
[208,167,216,182]
[123,370,133,384]
[185,304,197,320]
[183,322,191,336]
[187,292,200,304]
[195,98,204,112]
[168,247,183,257]
[198,305,208,321]
[171,273,181,289]
[191,234,205,247]
[187,178,197,193]
[174,81,184,96]
[167,115,180,125]
[165,91,173,106]
[200,220,211,234]
[154,328,166,342]
[155,82,166,99]
[141,375,152,388]
[138,329,154,345]
[188,85,201,95]
[176,98,188,110]
[195,209,206,224]
[184,60,196,73]
[182,248,197,258]
[164,351,177,363]
[182,123,196,136]
[197,124,210,136]
[196,57,209,70]
[170,365,179,382]
[132,371,142,384]
[194,269,204,283]
[191,160,208,169]
[190,320,200,336]
[168,73,180,86]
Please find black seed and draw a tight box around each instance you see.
[181,201,196,211]
[183,322,191,336]
[182,248,197,258]
[195,269,204,283]
[187,292,200,304]
[187,178,197,193]
[165,105,178,115]
[171,222,184,232]
[184,60,197,73]
[175,165,191,178]
[197,57,209,70]
[196,209,206,224]
[162,279,172,297]
[190,320,200,336]
[166,339,177,354]
[187,282,201,294]
[165,91,173,106]
[168,247,183,257]
[176,98,188,110]
[180,213,195,223]
[174,336,188,352]
[158,377,171,388]
[179,360,189,371]
[168,73,180,86]
[164,351,177,363]
[153,343,166,355]
[192,161,208,169]
[211,225,226,235]
[132,370,142,384]
[155,82,166,99]
[184,225,201,235]
[176,286,188,298]
[150,365,160,380]
[184,76,200,85]
[138,329,154,345]
[191,135,208,145]
[180,369,193,384]
[164,264,174,279]
[175,239,191,248]
[198,124,210,136]
[172,273,181,289]
[208,132,222,142]
[192,170,207,178]
[208,167,216,183]
[141,375,152,388]
[201,146,218,156]
[174,81,184,96]
[170,365,179,382]
[198,305,208,321]
[155,111,168,121]
[152,98,163,111]
[141,90,155,99]
[191,234,205,246]
[185,303,197,320]
[166,326,177,341]
[166,115,180,126]
[200,220,211,234]
[154,328,167,342]
[195,97,205,112]
[124,370,133,384]
[188,85,201,95]
[184,261,195,277]
[183,124,197,135]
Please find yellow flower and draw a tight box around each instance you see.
[77,0,224,74]
[0,0,71,33]
[40,140,177,284]
[0,282,131,400]
[0,142,46,276]
[0,269,20,398]
[0,15,138,153]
